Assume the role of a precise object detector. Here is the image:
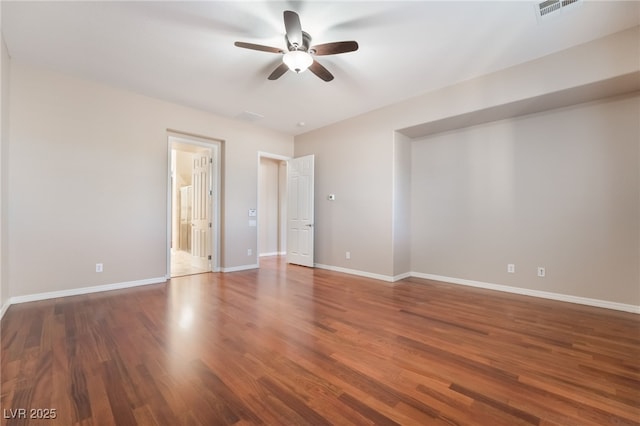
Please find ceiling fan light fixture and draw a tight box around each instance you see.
[235,10,357,81]
[283,50,313,73]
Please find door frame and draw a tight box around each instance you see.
[167,132,222,278]
[257,151,291,266]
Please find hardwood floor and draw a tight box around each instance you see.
[1,256,639,425]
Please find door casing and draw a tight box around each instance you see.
[257,152,291,266]
[167,133,221,278]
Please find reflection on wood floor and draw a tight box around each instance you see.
[1,256,639,425]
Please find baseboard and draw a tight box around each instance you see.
[315,264,399,282]
[0,299,10,320]
[411,272,640,314]
[221,264,259,273]
[312,264,639,314]
[9,276,167,305]
[393,272,412,282]
[2,266,635,316]
[259,252,285,257]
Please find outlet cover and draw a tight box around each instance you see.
[537,267,546,277]
[507,264,515,273]
[96,263,103,273]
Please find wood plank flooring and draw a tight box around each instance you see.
[1,256,639,425]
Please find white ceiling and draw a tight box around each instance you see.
[3,1,639,135]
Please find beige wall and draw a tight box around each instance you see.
[8,60,293,298]
[295,27,639,308]
[0,30,10,312]
[411,95,639,305]
[392,132,411,277]
[295,120,395,276]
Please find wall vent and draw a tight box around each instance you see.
[536,0,582,21]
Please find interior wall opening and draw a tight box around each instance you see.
[258,154,289,265]
[168,134,221,278]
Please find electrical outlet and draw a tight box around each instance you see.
[96,263,103,273]
[346,251,351,260]
[247,249,252,256]
[507,264,515,273]
[537,267,546,277]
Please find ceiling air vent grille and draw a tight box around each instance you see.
[536,0,582,21]
[235,111,264,122]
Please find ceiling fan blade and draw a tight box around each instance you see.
[268,62,289,80]
[234,41,283,54]
[283,11,303,47]
[311,41,359,56]
[308,60,334,82]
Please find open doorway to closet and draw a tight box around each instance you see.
[168,134,220,277]
[258,154,288,264]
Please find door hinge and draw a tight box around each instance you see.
[208,255,212,260]
[209,190,213,196]
[208,223,212,228]
[210,158,213,164]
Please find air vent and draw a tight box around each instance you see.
[539,0,561,16]
[536,0,582,21]
[235,111,264,122]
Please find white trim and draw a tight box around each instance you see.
[221,264,259,273]
[0,300,10,320]
[313,264,639,314]
[315,264,397,282]
[411,272,640,314]
[394,272,412,282]
[259,252,286,257]
[8,277,167,305]
[315,264,411,283]
[1,266,636,315]
[257,151,291,162]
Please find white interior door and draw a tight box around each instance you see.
[191,153,211,269]
[179,185,192,251]
[287,155,314,267]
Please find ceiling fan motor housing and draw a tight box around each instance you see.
[287,31,312,53]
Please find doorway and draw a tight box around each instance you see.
[258,153,289,264]
[168,134,220,277]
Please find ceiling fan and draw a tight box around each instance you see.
[234,10,359,82]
